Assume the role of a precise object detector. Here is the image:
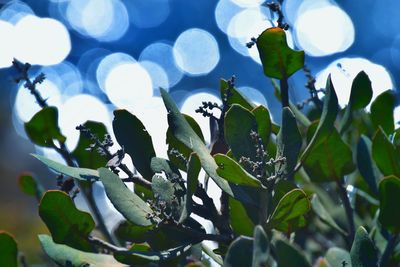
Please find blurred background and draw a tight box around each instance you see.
[0,0,399,264]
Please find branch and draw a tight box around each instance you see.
[13,61,117,245]
[379,234,399,267]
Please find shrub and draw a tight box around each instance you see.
[1,9,400,267]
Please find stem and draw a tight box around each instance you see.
[336,178,355,243]
[280,78,289,108]
[15,64,116,245]
[201,243,223,266]
[379,234,399,267]
[88,236,124,253]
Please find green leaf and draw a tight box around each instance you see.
[39,235,126,267]
[98,168,153,226]
[370,90,395,135]
[299,75,339,164]
[167,114,205,171]
[114,243,192,264]
[150,157,181,181]
[256,27,304,79]
[160,88,252,203]
[224,236,253,267]
[252,105,272,148]
[224,104,258,163]
[229,197,255,236]
[378,176,400,233]
[0,232,18,267]
[268,189,310,231]
[114,221,152,243]
[274,236,311,267]
[24,106,66,147]
[339,71,373,133]
[276,107,302,177]
[214,154,262,187]
[179,153,201,223]
[326,247,351,267]
[252,226,269,267]
[39,190,95,252]
[356,136,379,195]
[152,175,175,202]
[348,71,373,110]
[18,173,45,200]
[372,128,400,177]
[303,123,355,182]
[350,227,379,267]
[311,195,347,236]
[33,154,99,182]
[72,121,108,169]
[220,79,255,111]
[113,109,156,179]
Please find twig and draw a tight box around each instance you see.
[280,77,289,108]
[379,234,399,267]
[88,236,124,253]
[201,243,223,266]
[336,178,355,243]
[13,60,116,245]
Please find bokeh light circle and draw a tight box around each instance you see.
[315,57,394,109]
[14,15,71,65]
[294,5,354,57]
[139,42,183,87]
[173,28,220,76]
[0,20,14,68]
[104,63,153,110]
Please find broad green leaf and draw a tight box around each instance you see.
[72,121,108,169]
[224,236,253,267]
[229,197,255,236]
[0,232,18,267]
[326,247,351,267]
[33,154,99,181]
[372,128,400,177]
[39,190,95,252]
[39,235,126,267]
[311,195,347,236]
[167,114,205,171]
[299,75,338,164]
[113,109,156,179]
[224,104,258,163]
[252,105,272,148]
[269,189,310,230]
[350,227,378,267]
[114,243,192,264]
[152,175,175,202]
[252,226,269,267]
[220,79,255,111]
[24,106,66,147]
[378,176,400,233]
[276,107,302,177]
[179,153,201,223]
[114,221,152,243]
[304,123,355,182]
[370,90,395,135]
[98,168,153,226]
[214,154,262,187]
[160,88,252,203]
[18,173,45,200]
[357,136,379,195]
[256,27,304,79]
[150,157,181,180]
[339,71,373,133]
[274,237,311,267]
